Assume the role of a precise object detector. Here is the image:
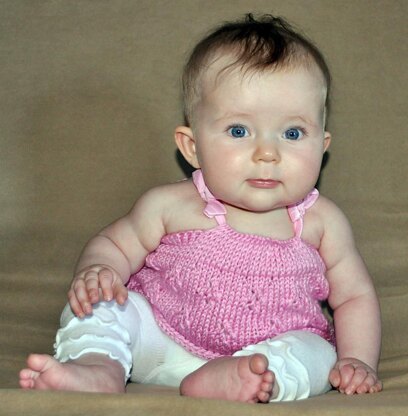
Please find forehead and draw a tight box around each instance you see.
[199,56,327,111]
[202,50,325,88]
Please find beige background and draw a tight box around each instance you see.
[1,1,407,409]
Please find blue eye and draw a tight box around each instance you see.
[284,128,304,141]
[228,125,248,138]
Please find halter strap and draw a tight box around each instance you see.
[287,189,319,238]
[192,170,227,225]
[193,169,319,235]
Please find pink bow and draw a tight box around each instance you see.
[288,189,319,237]
[192,170,227,220]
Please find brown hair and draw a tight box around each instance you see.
[182,14,331,126]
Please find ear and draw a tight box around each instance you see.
[323,131,331,153]
[174,126,200,169]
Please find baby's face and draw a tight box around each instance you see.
[189,59,331,212]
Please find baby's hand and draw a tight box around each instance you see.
[68,265,128,318]
[329,357,382,395]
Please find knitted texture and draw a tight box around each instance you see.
[127,171,335,360]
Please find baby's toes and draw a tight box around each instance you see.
[257,389,271,403]
[19,369,36,389]
[261,380,273,393]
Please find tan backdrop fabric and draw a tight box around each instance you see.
[1,1,407,415]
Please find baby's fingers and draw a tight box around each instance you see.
[68,280,90,317]
[344,366,370,395]
[84,270,102,304]
[113,282,128,305]
[98,268,116,302]
[369,380,383,393]
[355,373,377,394]
[329,368,341,388]
[355,374,383,394]
[337,364,355,392]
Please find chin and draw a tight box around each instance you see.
[239,200,285,213]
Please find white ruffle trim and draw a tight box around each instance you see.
[54,313,133,381]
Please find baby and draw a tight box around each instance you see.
[20,14,382,403]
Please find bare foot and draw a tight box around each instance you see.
[180,353,277,403]
[19,353,125,393]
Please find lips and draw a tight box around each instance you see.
[247,179,280,189]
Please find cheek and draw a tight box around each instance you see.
[287,148,324,178]
[196,146,245,196]
[302,154,325,182]
[197,142,244,170]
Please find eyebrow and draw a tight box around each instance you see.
[213,111,253,124]
[288,115,319,128]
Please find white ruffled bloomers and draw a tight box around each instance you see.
[54,292,336,401]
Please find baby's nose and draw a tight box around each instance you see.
[253,138,281,163]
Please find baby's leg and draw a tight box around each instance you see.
[180,354,276,403]
[20,293,147,392]
[234,331,337,401]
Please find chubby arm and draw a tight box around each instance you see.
[69,186,167,317]
[318,198,382,394]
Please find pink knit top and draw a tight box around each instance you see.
[127,170,335,359]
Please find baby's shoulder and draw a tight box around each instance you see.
[309,193,355,244]
[141,178,199,206]
[302,194,350,248]
[312,194,349,224]
[137,179,206,234]
[134,178,202,220]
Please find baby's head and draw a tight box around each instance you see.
[176,14,332,211]
[182,14,331,128]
